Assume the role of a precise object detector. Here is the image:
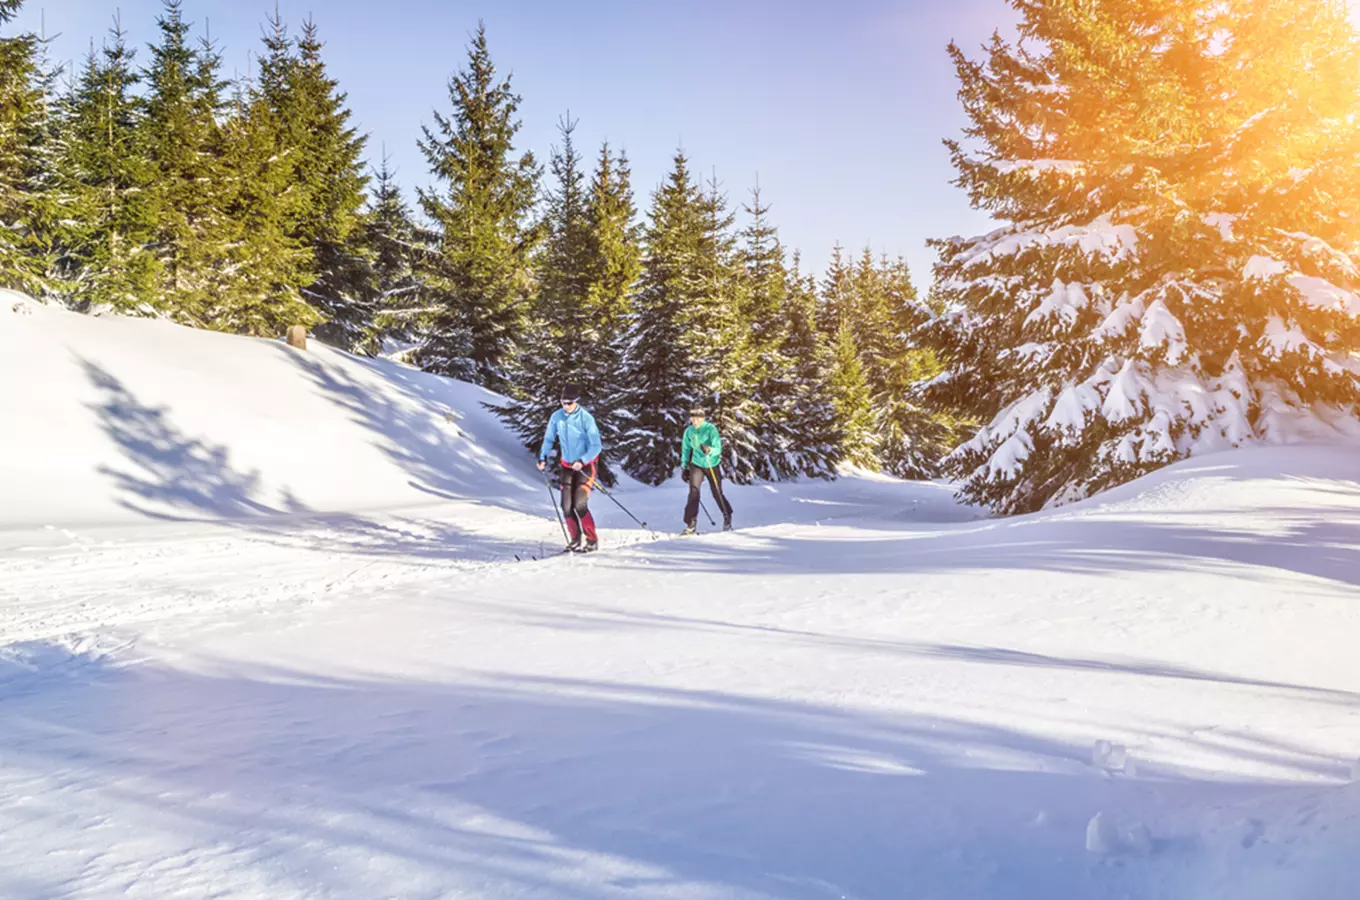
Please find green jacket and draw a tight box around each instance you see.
[680,420,723,469]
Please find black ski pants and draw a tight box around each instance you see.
[684,465,733,525]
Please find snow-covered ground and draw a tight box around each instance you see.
[3,293,1359,899]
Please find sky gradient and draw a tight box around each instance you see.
[14,0,1022,289]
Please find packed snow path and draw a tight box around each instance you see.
[3,297,1359,898]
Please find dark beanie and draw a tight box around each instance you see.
[560,383,582,401]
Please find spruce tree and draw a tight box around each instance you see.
[211,12,315,335]
[927,0,1360,513]
[0,1,49,294]
[286,18,371,351]
[140,0,233,322]
[693,172,759,481]
[873,254,962,478]
[417,23,540,387]
[494,115,594,462]
[777,254,842,477]
[828,316,877,468]
[62,19,159,310]
[580,142,643,475]
[363,154,426,355]
[618,150,709,484]
[733,184,795,480]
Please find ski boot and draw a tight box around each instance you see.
[681,521,697,536]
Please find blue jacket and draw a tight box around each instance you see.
[539,406,602,465]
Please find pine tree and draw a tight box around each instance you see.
[828,316,877,468]
[363,153,426,355]
[618,150,709,484]
[210,12,315,335]
[0,1,50,294]
[926,0,1360,513]
[817,242,854,336]
[494,115,595,462]
[287,18,371,351]
[417,22,540,386]
[580,142,643,476]
[140,0,234,322]
[62,19,159,310]
[770,252,841,478]
[693,172,758,481]
[733,184,794,480]
[873,254,962,478]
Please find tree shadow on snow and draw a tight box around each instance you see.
[0,654,1352,899]
[80,359,556,564]
[628,502,1360,589]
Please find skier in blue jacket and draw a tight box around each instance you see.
[537,383,603,551]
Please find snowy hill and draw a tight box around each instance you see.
[2,295,1360,899]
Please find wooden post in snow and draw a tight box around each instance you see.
[286,325,307,350]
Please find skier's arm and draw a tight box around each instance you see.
[583,412,602,463]
[539,411,559,462]
[701,423,722,456]
[679,429,692,468]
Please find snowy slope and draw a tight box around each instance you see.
[3,295,1360,899]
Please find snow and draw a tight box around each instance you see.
[5,299,1360,898]
[1025,279,1089,327]
[957,216,1139,268]
[1287,275,1360,316]
[1138,298,1188,364]
[1102,358,1146,422]
[1204,212,1238,241]
[993,158,1084,176]
[1244,255,1289,280]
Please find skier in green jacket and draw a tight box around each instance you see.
[680,406,733,534]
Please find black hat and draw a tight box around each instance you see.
[560,383,582,401]
[688,407,706,417]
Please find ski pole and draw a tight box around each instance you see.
[541,467,571,545]
[591,480,650,530]
[704,466,731,522]
[697,497,716,526]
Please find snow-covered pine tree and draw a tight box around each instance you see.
[494,115,594,464]
[873,254,962,478]
[363,154,427,356]
[139,0,235,323]
[579,142,643,480]
[817,242,853,337]
[617,150,709,484]
[926,0,1360,513]
[733,184,795,481]
[287,18,371,352]
[828,315,877,468]
[693,172,761,482]
[416,23,540,387]
[778,254,842,477]
[0,1,51,295]
[61,19,159,311]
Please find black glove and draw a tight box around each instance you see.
[681,466,691,482]
[699,444,712,453]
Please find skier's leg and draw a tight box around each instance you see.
[577,462,598,544]
[560,469,581,546]
[684,466,703,525]
[706,466,733,524]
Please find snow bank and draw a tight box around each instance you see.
[0,295,541,529]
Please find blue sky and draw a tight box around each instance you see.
[13,0,1020,289]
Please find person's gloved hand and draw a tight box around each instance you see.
[536,460,546,471]
[699,444,712,453]
[571,460,583,471]
[681,467,691,482]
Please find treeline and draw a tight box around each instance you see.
[0,0,959,485]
